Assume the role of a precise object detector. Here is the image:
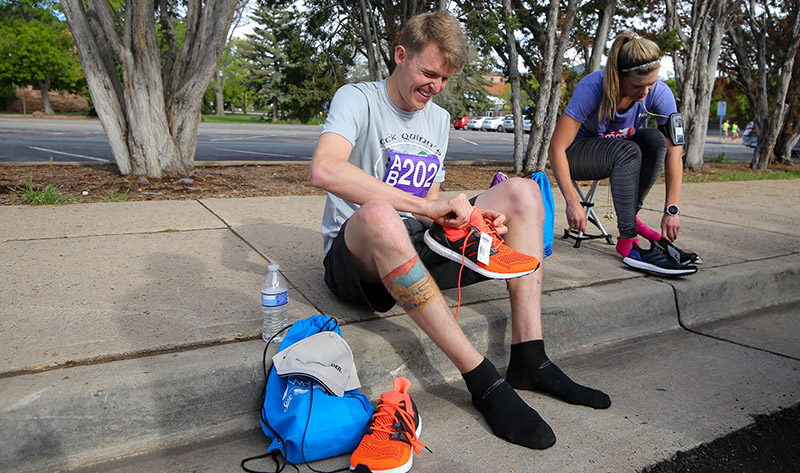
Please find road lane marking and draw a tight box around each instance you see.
[28,146,111,162]
[209,134,286,142]
[457,136,479,145]
[215,147,302,158]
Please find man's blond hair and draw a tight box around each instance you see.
[398,11,466,71]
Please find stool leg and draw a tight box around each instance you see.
[564,179,614,247]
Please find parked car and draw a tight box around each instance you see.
[467,116,488,130]
[502,114,532,133]
[453,116,474,130]
[481,116,506,132]
[742,121,800,158]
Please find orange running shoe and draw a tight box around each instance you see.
[350,377,427,473]
[424,207,540,279]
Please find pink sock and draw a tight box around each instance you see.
[616,237,638,257]
[636,217,661,242]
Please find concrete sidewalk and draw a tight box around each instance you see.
[2,179,799,472]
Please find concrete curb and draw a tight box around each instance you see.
[3,255,799,472]
[674,253,800,327]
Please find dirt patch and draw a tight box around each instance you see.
[0,161,796,205]
[4,86,89,114]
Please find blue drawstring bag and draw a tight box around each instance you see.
[257,315,372,466]
[490,171,555,258]
[531,171,554,258]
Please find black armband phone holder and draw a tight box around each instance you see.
[666,113,684,145]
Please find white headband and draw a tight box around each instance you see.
[620,59,660,73]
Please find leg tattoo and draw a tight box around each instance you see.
[382,256,440,313]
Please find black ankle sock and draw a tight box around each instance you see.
[462,357,556,449]
[506,340,611,409]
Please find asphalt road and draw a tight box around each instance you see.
[0,116,756,164]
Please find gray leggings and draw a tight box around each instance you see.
[566,127,667,239]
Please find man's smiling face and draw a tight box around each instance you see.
[389,42,455,112]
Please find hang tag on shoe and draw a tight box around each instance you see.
[477,232,492,265]
[666,244,681,263]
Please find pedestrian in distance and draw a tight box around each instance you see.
[548,32,700,277]
[310,11,610,473]
[732,122,740,141]
[722,119,730,141]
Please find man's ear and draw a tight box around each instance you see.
[394,45,407,66]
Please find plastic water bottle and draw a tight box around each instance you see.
[261,264,288,343]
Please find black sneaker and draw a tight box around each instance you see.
[656,237,703,265]
[622,241,697,276]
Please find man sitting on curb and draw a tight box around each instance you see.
[309,10,610,461]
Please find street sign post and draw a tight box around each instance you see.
[717,101,727,143]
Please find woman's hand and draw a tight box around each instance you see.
[661,214,680,241]
[566,200,587,233]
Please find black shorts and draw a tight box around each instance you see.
[323,214,489,313]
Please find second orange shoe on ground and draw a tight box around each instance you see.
[349,377,427,473]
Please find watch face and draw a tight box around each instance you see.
[666,205,680,216]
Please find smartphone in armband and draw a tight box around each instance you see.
[669,113,685,145]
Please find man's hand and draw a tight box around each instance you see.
[481,209,508,235]
[661,214,680,242]
[566,200,587,233]
[429,193,474,228]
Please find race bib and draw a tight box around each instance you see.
[382,149,440,197]
[602,127,636,139]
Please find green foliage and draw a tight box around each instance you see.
[244,3,352,123]
[220,39,255,112]
[0,82,18,109]
[686,169,800,183]
[712,77,750,123]
[710,153,729,163]
[433,58,494,117]
[97,187,130,202]
[8,173,74,205]
[0,1,82,90]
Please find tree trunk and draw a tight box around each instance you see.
[749,1,800,170]
[39,77,54,115]
[272,96,278,121]
[503,0,524,172]
[775,133,800,164]
[214,74,225,115]
[358,0,382,81]
[681,0,732,170]
[210,1,245,117]
[523,0,577,174]
[588,0,616,73]
[20,85,26,115]
[61,0,238,178]
[523,0,560,175]
[665,0,685,87]
[61,0,132,175]
[677,0,732,171]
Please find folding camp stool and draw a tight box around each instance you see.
[562,179,614,248]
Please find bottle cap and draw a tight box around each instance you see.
[268,263,280,271]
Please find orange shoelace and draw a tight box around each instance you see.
[370,398,428,454]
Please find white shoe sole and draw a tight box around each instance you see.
[622,256,697,276]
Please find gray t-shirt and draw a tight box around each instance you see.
[319,80,450,253]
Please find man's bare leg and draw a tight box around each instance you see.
[476,178,611,409]
[345,200,483,373]
[344,199,556,449]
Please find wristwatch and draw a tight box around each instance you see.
[664,204,680,216]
